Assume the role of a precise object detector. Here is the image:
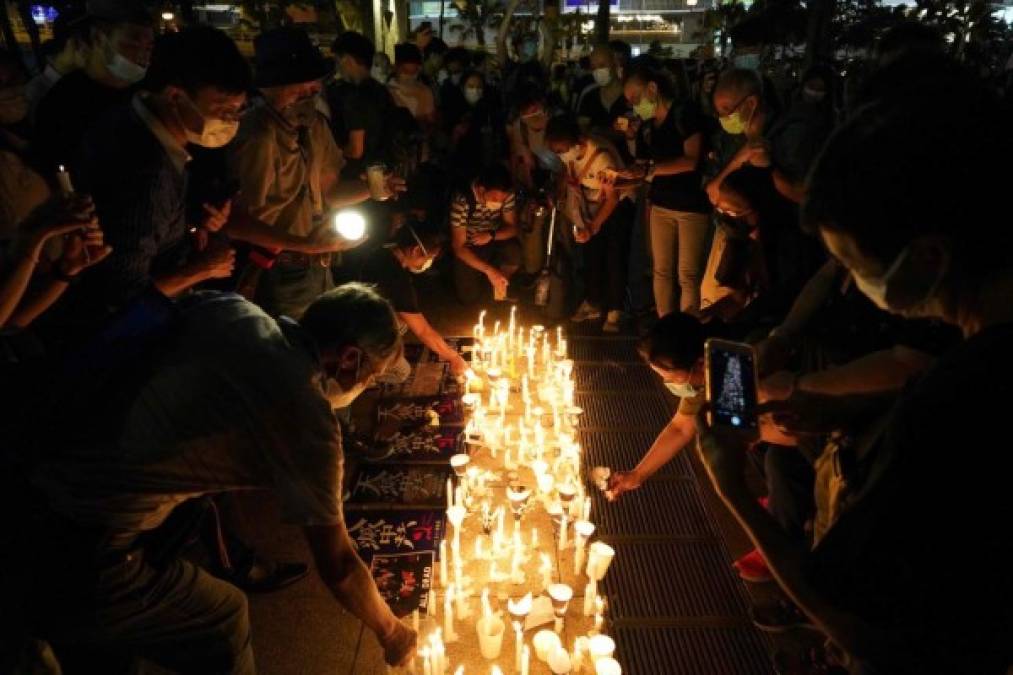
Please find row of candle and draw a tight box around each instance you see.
[404,313,621,674]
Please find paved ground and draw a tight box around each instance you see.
[236,272,810,674]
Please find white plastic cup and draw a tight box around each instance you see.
[476,615,506,660]
[367,163,390,201]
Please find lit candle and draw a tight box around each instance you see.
[594,596,605,632]
[430,588,438,618]
[440,540,448,587]
[558,513,568,551]
[444,584,458,642]
[55,164,74,195]
[583,580,596,616]
[475,535,485,561]
[514,623,523,673]
[540,553,552,591]
[422,646,432,675]
[447,478,453,511]
[521,644,530,675]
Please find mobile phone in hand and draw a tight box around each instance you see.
[705,339,760,437]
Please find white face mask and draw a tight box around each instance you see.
[851,247,945,316]
[180,93,239,148]
[105,39,147,85]
[464,87,483,105]
[486,201,504,211]
[665,380,699,399]
[593,67,612,87]
[371,66,389,82]
[325,377,368,409]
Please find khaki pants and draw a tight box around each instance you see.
[648,206,712,316]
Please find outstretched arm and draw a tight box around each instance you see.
[303,523,417,666]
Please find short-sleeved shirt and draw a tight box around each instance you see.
[358,247,419,314]
[809,323,1013,673]
[32,294,344,546]
[562,138,625,219]
[638,102,710,213]
[229,101,345,238]
[576,84,631,132]
[449,186,516,238]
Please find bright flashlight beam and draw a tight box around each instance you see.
[334,210,366,241]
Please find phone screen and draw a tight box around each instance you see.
[707,345,759,431]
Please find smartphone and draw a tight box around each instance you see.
[704,339,760,436]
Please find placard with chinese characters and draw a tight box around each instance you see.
[344,464,452,508]
[369,551,435,617]
[376,395,465,428]
[376,425,463,463]
[348,510,445,563]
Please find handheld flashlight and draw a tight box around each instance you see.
[334,210,366,241]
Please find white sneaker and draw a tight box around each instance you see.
[602,310,623,333]
[571,301,602,323]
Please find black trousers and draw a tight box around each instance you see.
[581,199,634,313]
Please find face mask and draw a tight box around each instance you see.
[325,352,372,408]
[0,86,28,125]
[284,95,318,127]
[179,93,238,148]
[371,66,389,82]
[464,87,483,105]
[410,256,434,274]
[851,247,945,315]
[104,37,147,85]
[486,201,504,211]
[634,96,656,121]
[733,53,760,71]
[665,380,699,399]
[521,41,538,60]
[719,98,753,135]
[593,68,612,87]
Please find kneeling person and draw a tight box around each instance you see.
[450,164,522,304]
[358,220,469,376]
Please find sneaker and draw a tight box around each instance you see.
[750,600,818,634]
[570,301,602,323]
[733,548,773,583]
[602,310,623,333]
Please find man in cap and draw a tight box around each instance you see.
[35,0,156,172]
[230,27,394,320]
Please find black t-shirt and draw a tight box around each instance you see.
[637,102,710,213]
[34,70,133,174]
[811,322,1013,674]
[357,247,419,314]
[324,78,395,178]
[576,85,631,133]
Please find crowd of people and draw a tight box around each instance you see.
[0,0,1011,673]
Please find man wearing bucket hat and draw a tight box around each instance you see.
[230,27,399,320]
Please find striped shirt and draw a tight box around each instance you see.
[449,187,516,237]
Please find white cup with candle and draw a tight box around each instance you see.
[476,614,505,659]
[548,645,573,674]
[450,453,471,478]
[586,541,615,581]
[587,634,616,661]
[594,657,622,675]
[533,629,562,662]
